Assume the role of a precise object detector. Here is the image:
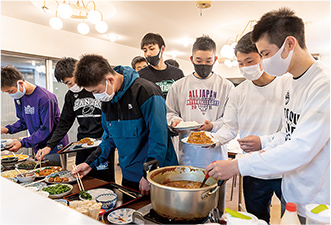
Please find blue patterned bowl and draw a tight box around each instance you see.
[95,193,117,209]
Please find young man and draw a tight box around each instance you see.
[131,56,148,72]
[164,59,180,68]
[212,32,289,223]
[71,54,178,195]
[139,32,184,98]
[166,35,233,214]
[1,66,69,163]
[35,57,114,182]
[206,8,330,223]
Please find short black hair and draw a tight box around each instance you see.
[234,31,260,57]
[131,56,147,69]
[252,7,306,49]
[164,59,179,68]
[54,57,78,82]
[140,33,166,49]
[192,35,216,54]
[74,54,115,87]
[1,66,24,88]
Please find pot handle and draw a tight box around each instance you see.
[201,179,227,199]
[143,159,159,178]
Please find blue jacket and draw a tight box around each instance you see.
[88,66,178,182]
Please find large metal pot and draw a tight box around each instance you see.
[146,165,224,221]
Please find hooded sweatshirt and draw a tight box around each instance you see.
[86,66,178,182]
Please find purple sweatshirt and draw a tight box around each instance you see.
[5,86,69,154]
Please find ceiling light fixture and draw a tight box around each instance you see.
[44,0,108,35]
[196,1,211,16]
[219,20,257,68]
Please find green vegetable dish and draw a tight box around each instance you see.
[79,190,92,200]
[43,184,71,195]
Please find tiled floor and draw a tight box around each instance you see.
[68,149,281,224]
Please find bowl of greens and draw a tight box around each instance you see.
[79,190,92,200]
[42,184,73,199]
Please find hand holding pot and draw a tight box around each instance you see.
[139,177,150,195]
[205,160,240,180]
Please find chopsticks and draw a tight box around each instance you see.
[72,164,85,192]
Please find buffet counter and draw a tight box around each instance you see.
[1,177,103,225]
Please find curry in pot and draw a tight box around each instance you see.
[161,180,208,188]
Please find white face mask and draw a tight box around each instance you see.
[93,80,115,102]
[261,38,294,76]
[69,84,83,93]
[9,81,26,99]
[239,63,264,81]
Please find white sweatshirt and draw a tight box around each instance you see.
[166,72,233,168]
[213,75,290,179]
[238,61,330,216]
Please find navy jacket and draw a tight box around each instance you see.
[87,66,178,182]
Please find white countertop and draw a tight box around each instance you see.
[0,177,102,225]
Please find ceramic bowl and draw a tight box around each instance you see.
[37,191,50,198]
[2,157,18,169]
[95,193,117,209]
[16,171,36,182]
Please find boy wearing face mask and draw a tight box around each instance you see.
[205,8,329,223]
[166,35,233,214]
[35,58,114,182]
[71,54,178,195]
[139,32,184,98]
[211,32,289,223]
[1,66,68,163]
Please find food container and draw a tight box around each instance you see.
[305,204,330,224]
[15,161,37,170]
[95,193,117,209]
[16,171,36,183]
[146,165,225,221]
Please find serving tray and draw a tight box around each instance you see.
[63,182,143,213]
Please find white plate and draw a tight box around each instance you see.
[181,132,219,147]
[81,140,102,148]
[107,208,136,224]
[86,188,114,200]
[42,184,73,199]
[45,170,76,184]
[33,166,63,178]
[173,122,203,131]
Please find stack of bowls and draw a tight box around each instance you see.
[1,156,18,169]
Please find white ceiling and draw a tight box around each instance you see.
[1,1,330,61]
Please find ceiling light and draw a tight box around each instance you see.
[57,3,73,18]
[88,10,102,24]
[196,1,211,16]
[77,22,90,35]
[220,20,257,68]
[108,34,118,42]
[180,38,194,47]
[95,21,108,33]
[44,1,108,34]
[49,16,63,30]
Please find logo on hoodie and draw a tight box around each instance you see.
[186,89,219,115]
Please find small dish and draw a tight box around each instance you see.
[15,161,37,170]
[16,171,36,183]
[95,193,117,209]
[107,208,136,224]
[54,199,68,205]
[37,190,50,198]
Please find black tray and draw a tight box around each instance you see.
[58,142,99,154]
[63,182,143,212]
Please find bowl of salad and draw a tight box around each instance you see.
[42,184,73,199]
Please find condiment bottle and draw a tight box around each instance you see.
[280,202,301,225]
[98,209,106,223]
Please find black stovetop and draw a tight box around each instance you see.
[143,209,209,224]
